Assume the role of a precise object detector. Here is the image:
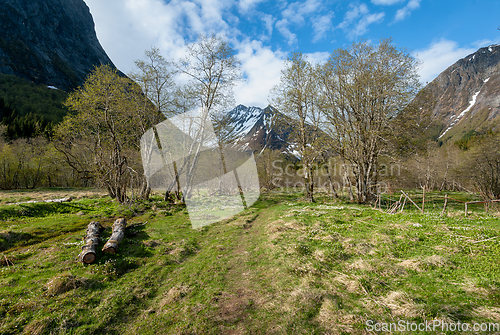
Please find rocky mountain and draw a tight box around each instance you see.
[225,105,297,156]
[0,0,116,91]
[423,44,500,142]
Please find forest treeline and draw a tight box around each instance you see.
[0,36,498,203]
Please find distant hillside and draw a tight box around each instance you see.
[0,74,68,139]
[419,44,500,143]
[0,0,116,91]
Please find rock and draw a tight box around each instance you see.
[415,44,500,142]
[0,0,117,91]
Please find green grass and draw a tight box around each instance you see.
[0,189,499,334]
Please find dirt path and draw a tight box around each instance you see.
[216,211,269,334]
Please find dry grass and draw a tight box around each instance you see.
[379,291,422,318]
[424,254,448,267]
[473,306,500,321]
[461,278,490,296]
[333,274,363,294]
[21,317,52,335]
[316,297,367,335]
[397,255,449,273]
[44,273,85,296]
[159,285,191,309]
[397,258,424,272]
[348,259,373,271]
[0,188,107,204]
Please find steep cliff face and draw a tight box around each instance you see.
[424,44,500,141]
[0,0,116,91]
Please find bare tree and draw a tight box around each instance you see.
[271,53,323,202]
[175,34,242,199]
[464,134,500,199]
[130,47,181,200]
[319,39,420,203]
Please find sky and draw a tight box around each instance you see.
[83,0,500,108]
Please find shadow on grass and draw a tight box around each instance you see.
[0,202,89,220]
[0,231,34,251]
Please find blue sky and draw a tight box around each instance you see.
[83,0,500,108]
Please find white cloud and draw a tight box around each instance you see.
[84,0,287,108]
[371,0,404,5]
[312,13,334,43]
[338,4,384,38]
[353,12,385,37]
[83,0,242,74]
[338,3,368,30]
[471,38,500,49]
[414,39,475,83]
[394,0,420,22]
[283,0,322,23]
[238,0,266,13]
[276,0,324,44]
[234,40,286,107]
[305,51,330,64]
[260,14,276,41]
[276,19,298,45]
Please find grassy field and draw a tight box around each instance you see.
[0,188,499,334]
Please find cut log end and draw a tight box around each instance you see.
[80,252,96,264]
[102,218,127,254]
[102,246,117,254]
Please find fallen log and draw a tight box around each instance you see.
[102,218,127,254]
[9,197,73,206]
[78,221,102,264]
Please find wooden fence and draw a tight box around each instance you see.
[380,191,500,217]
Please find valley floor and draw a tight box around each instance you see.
[0,189,499,334]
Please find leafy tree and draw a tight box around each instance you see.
[55,65,156,202]
[319,39,420,203]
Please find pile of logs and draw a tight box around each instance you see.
[78,218,127,264]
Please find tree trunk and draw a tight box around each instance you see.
[324,163,338,198]
[102,218,127,254]
[304,164,314,202]
[140,175,151,200]
[341,162,355,202]
[78,221,102,264]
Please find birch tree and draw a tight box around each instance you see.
[175,34,242,199]
[271,53,322,202]
[130,47,181,200]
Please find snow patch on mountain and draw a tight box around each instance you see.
[439,90,481,139]
[228,105,264,139]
